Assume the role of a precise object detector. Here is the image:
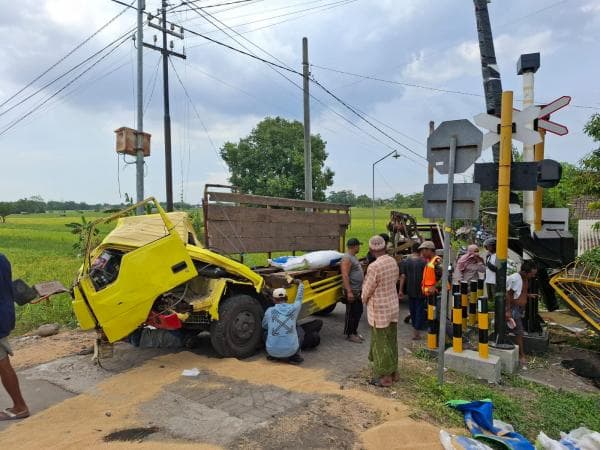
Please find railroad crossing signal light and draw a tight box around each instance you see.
[537,159,562,188]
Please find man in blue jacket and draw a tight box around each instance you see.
[262,279,305,364]
[0,253,29,421]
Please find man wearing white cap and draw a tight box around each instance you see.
[262,279,305,364]
[362,235,400,387]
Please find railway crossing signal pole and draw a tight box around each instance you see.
[493,91,515,349]
[135,0,145,215]
[144,1,186,212]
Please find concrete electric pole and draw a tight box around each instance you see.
[135,0,145,215]
[302,37,312,202]
[145,2,186,212]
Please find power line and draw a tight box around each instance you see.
[0,35,131,137]
[0,0,135,111]
[0,26,137,119]
[169,58,228,171]
[181,0,261,9]
[144,55,162,113]
[183,0,357,40]
[311,63,600,111]
[182,11,427,166]
[309,77,427,161]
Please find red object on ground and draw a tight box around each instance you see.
[147,311,182,330]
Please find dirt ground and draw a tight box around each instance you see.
[1,305,597,448]
[10,329,95,370]
[0,306,447,449]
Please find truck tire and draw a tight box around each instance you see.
[210,294,264,359]
[314,303,337,316]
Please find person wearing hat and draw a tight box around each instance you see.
[262,279,305,364]
[419,241,442,297]
[341,238,365,343]
[362,235,400,387]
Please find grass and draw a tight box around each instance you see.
[1,206,423,332]
[393,353,600,441]
[0,211,111,333]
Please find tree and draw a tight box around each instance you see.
[327,190,356,205]
[0,202,13,223]
[220,117,334,200]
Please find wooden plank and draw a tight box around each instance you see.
[208,191,349,211]
[206,205,350,225]
[207,235,340,254]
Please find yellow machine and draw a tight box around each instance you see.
[71,196,346,358]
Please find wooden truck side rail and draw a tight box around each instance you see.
[202,185,351,255]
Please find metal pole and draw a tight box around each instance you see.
[428,121,435,185]
[135,0,145,215]
[162,0,174,212]
[522,70,535,230]
[302,37,312,202]
[437,135,456,384]
[491,91,515,349]
[533,130,545,232]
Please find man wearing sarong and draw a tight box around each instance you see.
[362,235,400,387]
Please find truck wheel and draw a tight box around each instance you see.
[210,294,263,359]
[314,303,337,316]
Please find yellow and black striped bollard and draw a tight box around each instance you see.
[478,296,489,359]
[452,292,463,352]
[477,277,484,299]
[427,295,438,349]
[460,281,469,330]
[469,280,478,327]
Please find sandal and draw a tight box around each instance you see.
[369,377,392,388]
[0,408,30,421]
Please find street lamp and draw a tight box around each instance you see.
[372,150,400,233]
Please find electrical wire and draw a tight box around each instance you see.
[182,0,357,39]
[183,7,427,166]
[144,55,162,113]
[0,0,135,111]
[311,64,600,111]
[0,26,137,119]
[0,35,131,137]
[183,0,260,9]
[169,58,228,171]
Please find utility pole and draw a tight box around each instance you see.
[302,37,312,202]
[473,0,503,163]
[145,2,186,212]
[135,0,145,215]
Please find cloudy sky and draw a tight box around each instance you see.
[0,0,598,204]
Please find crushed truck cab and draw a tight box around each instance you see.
[72,192,349,358]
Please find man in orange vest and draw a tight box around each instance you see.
[419,241,442,296]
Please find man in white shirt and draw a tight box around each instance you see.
[506,260,538,368]
[484,238,497,300]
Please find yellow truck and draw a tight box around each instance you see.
[71,187,350,358]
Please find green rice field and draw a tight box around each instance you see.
[0,207,422,333]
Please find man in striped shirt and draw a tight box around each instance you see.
[362,235,400,387]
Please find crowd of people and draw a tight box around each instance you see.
[261,232,538,385]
